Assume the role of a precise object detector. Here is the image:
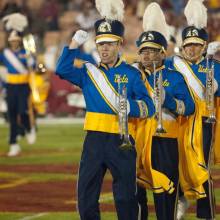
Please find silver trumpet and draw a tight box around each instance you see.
[153,64,166,134]
[205,57,216,123]
[118,79,133,150]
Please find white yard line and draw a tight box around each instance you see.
[18,213,48,220]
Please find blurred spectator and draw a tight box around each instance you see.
[39,0,60,31]
[75,0,99,31]
[0,0,22,17]
[208,0,220,12]
[169,0,184,15]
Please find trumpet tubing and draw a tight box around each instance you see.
[154,70,166,134]
[205,58,216,123]
[118,80,133,150]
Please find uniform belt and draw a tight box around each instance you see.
[84,112,136,138]
[6,73,29,84]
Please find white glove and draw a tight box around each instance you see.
[72,30,89,46]
[207,41,220,56]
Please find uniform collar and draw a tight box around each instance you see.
[99,57,123,70]
[186,56,205,65]
[141,64,165,75]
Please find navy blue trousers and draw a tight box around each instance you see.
[137,184,148,220]
[196,117,215,219]
[6,84,31,144]
[151,136,179,220]
[77,131,138,220]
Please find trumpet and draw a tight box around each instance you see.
[153,65,166,134]
[205,57,216,123]
[23,34,41,103]
[117,79,133,150]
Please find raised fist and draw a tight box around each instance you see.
[72,30,89,46]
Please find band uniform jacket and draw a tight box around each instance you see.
[133,63,195,194]
[165,56,220,199]
[56,47,155,137]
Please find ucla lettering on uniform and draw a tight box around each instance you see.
[198,65,208,73]
[162,79,170,87]
[114,74,128,83]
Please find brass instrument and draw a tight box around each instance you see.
[205,57,216,123]
[118,79,133,150]
[153,63,166,134]
[23,34,40,103]
[206,57,217,218]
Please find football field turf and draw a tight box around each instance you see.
[0,123,220,220]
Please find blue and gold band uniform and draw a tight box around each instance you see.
[0,47,33,145]
[135,62,195,220]
[165,55,220,218]
[56,44,155,220]
[56,46,155,132]
[134,4,196,218]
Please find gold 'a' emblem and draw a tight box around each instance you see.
[147,33,154,41]
[186,29,199,37]
[142,33,154,42]
[98,21,112,32]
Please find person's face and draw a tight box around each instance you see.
[139,47,164,70]
[182,43,205,63]
[9,40,21,50]
[96,41,121,66]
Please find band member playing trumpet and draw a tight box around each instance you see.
[56,0,155,219]
[165,0,220,219]
[133,3,195,220]
[0,13,36,156]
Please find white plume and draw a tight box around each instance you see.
[184,0,207,29]
[2,13,28,32]
[143,2,169,40]
[95,0,124,21]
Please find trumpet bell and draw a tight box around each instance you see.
[155,125,167,135]
[119,136,133,150]
[205,115,216,124]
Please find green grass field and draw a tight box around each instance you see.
[0,123,219,220]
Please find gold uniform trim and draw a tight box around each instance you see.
[6,73,29,84]
[183,37,205,46]
[95,34,123,42]
[86,69,118,113]
[139,42,164,51]
[84,112,136,138]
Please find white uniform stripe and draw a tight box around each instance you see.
[3,48,28,74]
[174,56,204,100]
[86,63,119,113]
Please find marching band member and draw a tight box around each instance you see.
[56,0,155,219]
[0,13,36,156]
[133,3,195,220]
[166,0,220,219]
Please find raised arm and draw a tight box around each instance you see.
[55,30,89,87]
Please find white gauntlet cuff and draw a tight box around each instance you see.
[137,100,148,118]
[175,99,185,115]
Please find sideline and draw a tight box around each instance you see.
[18,213,48,220]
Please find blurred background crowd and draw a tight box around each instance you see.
[0,0,220,117]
